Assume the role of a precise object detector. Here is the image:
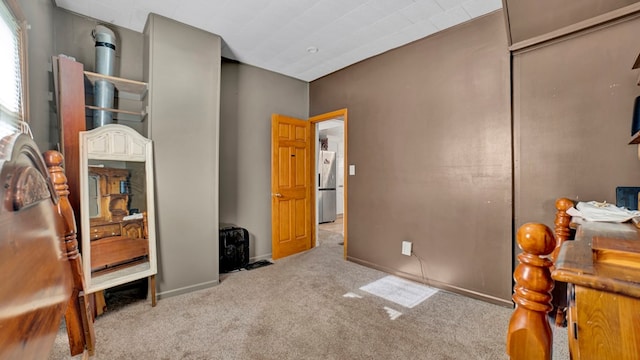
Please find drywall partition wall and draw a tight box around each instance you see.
[17,0,55,150]
[503,0,639,46]
[513,15,640,241]
[310,11,512,305]
[144,13,221,298]
[219,60,308,260]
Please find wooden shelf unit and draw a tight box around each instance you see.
[83,71,147,99]
[83,71,148,122]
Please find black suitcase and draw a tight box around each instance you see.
[219,226,250,273]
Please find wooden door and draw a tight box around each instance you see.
[271,114,311,259]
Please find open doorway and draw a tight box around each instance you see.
[310,110,347,257]
[271,110,347,260]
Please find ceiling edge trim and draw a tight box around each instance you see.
[501,0,513,47]
[509,2,640,53]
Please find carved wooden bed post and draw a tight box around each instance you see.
[552,198,573,261]
[506,223,556,360]
[551,197,573,326]
[44,150,96,356]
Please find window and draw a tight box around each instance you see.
[0,0,28,138]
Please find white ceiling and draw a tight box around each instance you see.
[54,0,502,82]
[319,119,344,138]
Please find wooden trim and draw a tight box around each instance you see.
[309,108,348,259]
[500,0,513,47]
[309,109,347,123]
[270,116,278,257]
[343,110,348,260]
[510,3,640,53]
[309,119,317,248]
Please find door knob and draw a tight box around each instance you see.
[273,193,282,197]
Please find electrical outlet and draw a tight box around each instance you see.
[401,241,412,256]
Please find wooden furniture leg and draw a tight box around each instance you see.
[150,275,157,307]
[44,150,95,356]
[95,291,107,316]
[507,223,556,360]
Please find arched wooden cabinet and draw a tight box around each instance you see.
[79,124,157,304]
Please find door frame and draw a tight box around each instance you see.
[309,109,348,259]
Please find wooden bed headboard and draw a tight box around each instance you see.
[0,131,94,358]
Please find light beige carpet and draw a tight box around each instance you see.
[50,231,568,359]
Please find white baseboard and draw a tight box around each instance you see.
[156,279,219,300]
[250,253,273,263]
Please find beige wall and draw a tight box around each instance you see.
[310,11,513,304]
[220,61,308,260]
[18,0,55,150]
[513,15,640,234]
[144,14,221,298]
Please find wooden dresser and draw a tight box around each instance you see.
[552,221,640,360]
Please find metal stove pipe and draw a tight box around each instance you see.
[92,25,116,128]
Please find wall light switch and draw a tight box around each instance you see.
[349,164,356,175]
